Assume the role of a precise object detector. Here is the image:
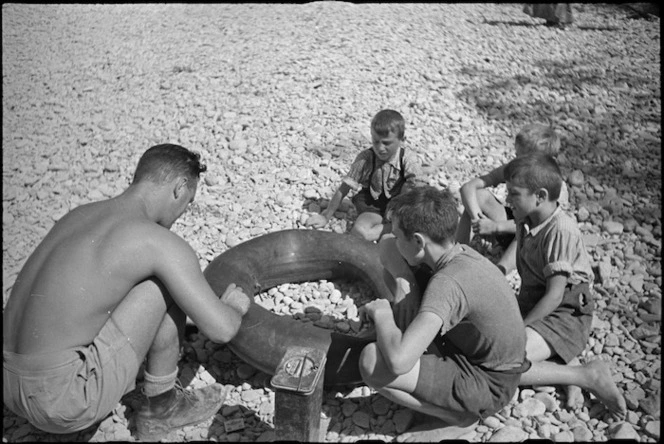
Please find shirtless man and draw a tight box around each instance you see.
[3,144,251,441]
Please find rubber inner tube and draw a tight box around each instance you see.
[203,229,391,388]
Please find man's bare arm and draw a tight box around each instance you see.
[148,229,249,343]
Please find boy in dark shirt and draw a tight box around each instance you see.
[359,186,530,441]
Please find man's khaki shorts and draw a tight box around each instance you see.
[3,316,141,434]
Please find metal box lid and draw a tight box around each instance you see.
[271,346,327,395]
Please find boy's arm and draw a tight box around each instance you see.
[402,151,425,190]
[305,182,351,227]
[522,273,568,326]
[473,214,517,236]
[362,299,442,375]
[321,182,351,219]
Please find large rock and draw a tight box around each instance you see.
[609,422,640,440]
[488,426,528,442]
[512,398,546,417]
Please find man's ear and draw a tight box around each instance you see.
[174,177,188,199]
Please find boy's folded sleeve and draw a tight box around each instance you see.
[543,261,574,278]
[342,150,372,191]
[341,176,361,191]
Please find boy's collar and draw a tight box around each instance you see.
[523,205,561,235]
[375,145,404,167]
[431,242,462,271]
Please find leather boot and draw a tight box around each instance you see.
[135,381,228,441]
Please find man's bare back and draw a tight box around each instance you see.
[5,197,168,353]
[4,178,247,355]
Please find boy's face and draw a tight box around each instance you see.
[514,140,530,158]
[505,181,537,222]
[391,216,423,266]
[371,128,402,162]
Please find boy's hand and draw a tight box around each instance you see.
[220,283,251,316]
[360,299,392,324]
[304,213,328,228]
[471,213,498,236]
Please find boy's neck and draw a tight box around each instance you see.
[424,239,456,270]
[527,201,558,227]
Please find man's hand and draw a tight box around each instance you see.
[220,283,251,316]
[304,213,328,228]
[471,213,498,236]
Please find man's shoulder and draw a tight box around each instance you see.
[117,218,182,246]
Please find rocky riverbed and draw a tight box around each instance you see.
[2,3,660,442]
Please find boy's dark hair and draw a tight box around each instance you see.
[371,109,406,140]
[515,123,561,156]
[503,153,562,201]
[133,144,207,190]
[387,186,458,243]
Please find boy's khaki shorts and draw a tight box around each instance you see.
[352,189,389,216]
[519,282,594,363]
[415,350,526,420]
[3,316,141,434]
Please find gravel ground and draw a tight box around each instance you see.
[2,3,661,442]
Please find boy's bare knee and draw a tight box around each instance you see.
[359,343,379,383]
[525,327,553,362]
[379,237,398,262]
[350,224,371,241]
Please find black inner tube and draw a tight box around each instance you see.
[203,229,392,388]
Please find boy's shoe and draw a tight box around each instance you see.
[135,382,228,441]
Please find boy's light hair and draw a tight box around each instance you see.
[504,153,563,201]
[386,186,458,243]
[515,123,561,156]
[371,109,406,140]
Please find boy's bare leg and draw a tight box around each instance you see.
[496,238,517,275]
[360,343,478,442]
[564,357,585,409]
[378,237,422,330]
[476,189,508,221]
[522,328,626,420]
[520,360,626,420]
[456,211,473,244]
[457,189,508,245]
[350,212,384,241]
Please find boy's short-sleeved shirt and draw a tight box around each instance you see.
[418,244,527,372]
[342,146,421,200]
[516,206,594,296]
[481,163,570,211]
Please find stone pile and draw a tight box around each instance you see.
[2,3,660,442]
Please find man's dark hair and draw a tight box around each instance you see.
[132,144,207,189]
[387,186,459,243]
